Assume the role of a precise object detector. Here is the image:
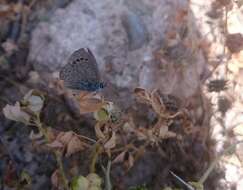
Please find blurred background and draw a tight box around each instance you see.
[0,0,243,189]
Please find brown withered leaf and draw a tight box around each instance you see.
[113,151,134,170]
[95,123,106,139]
[154,118,180,139]
[134,87,151,104]
[134,88,171,118]
[47,140,63,149]
[135,118,178,143]
[51,169,61,188]
[104,131,116,150]
[179,111,194,135]
[112,151,126,164]
[126,153,134,170]
[77,92,105,114]
[66,135,85,157]
[48,131,86,157]
[150,90,166,116]
[158,125,177,139]
[122,152,135,170]
[136,128,148,141]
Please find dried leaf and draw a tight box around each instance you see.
[147,129,156,142]
[51,170,61,188]
[104,132,116,150]
[78,93,104,114]
[95,123,106,139]
[127,153,134,169]
[65,135,85,157]
[122,122,136,134]
[3,102,30,124]
[158,125,176,139]
[134,87,151,104]
[134,88,169,117]
[151,90,166,116]
[47,140,63,149]
[48,131,85,157]
[136,128,148,141]
[112,151,126,164]
[56,131,73,145]
[3,90,44,124]
[154,119,177,139]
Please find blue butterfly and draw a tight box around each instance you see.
[59,48,105,91]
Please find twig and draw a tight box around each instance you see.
[199,140,243,184]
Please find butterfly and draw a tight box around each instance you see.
[59,48,105,92]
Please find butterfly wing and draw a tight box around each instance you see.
[60,48,101,90]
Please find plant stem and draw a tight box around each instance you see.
[90,143,102,173]
[102,160,112,190]
[35,115,69,190]
[199,140,243,184]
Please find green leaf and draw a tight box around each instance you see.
[23,90,44,114]
[71,176,89,190]
[94,108,109,122]
[94,102,121,123]
[71,174,102,190]
[20,170,32,186]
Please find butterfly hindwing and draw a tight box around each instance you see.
[60,48,103,91]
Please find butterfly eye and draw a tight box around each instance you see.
[85,58,88,62]
[72,61,77,65]
[76,59,80,62]
[80,58,84,61]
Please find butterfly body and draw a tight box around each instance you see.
[60,48,104,91]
